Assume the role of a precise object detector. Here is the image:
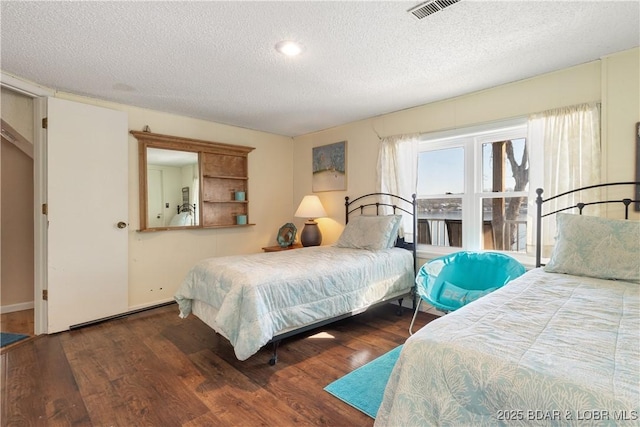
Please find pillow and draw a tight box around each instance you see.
[438,281,497,309]
[335,215,402,250]
[544,213,640,283]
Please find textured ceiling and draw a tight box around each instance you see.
[1,1,638,137]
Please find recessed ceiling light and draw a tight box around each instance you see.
[275,40,303,57]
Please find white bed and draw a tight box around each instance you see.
[175,193,418,363]
[376,183,640,426]
[176,246,413,361]
[376,268,639,426]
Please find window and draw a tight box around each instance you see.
[416,120,533,254]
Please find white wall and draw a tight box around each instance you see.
[293,48,640,262]
[1,87,34,142]
[601,48,640,218]
[0,88,35,310]
[147,164,181,227]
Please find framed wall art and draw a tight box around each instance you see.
[312,141,347,192]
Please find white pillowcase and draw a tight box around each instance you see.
[335,215,402,250]
[544,213,640,283]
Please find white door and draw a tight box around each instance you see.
[147,168,164,227]
[46,97,128,333]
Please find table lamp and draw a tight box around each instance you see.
[294,195,327,246]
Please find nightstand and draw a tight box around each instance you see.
[261,243,303,252]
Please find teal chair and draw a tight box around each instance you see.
[409,251,526,334]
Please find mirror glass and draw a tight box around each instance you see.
[146,148,199,228]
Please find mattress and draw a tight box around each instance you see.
[175,245,414,361]
[376,268,640,426]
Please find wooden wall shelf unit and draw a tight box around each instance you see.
[132,130,255,231]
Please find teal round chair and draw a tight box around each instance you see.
[410,251,526,334]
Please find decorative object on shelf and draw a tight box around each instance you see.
[312,141,347,192]
[236,214,247,225]
[295,195,327,247]
[235,191,246,201]
[277,223,297,248]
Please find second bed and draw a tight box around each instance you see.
[175,193,417,364]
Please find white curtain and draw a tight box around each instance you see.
[376,134,419,241]
[527,102,601,257]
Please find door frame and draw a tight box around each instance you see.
[1,72,53,335]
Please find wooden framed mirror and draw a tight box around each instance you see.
[132,131,254,231]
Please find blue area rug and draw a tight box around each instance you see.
[0,332,29,348]
[324,345,402,419]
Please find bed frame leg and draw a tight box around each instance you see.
[269,340,280,365]
[396,298,404,316]
[409,299,422,336]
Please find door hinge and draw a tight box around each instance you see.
[42,289,48,300]
[42,203,48,215]
[42,117,48,129]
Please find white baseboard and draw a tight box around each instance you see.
[127,298,175,312]
[69,298,177,330]
[1,301,35,314]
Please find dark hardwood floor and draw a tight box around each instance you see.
[1,303,438,426]
[0,309,34,337]
[1,309,35,354]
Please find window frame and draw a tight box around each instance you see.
[416,118,535,258]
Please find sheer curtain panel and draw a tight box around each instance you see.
[527,102,601,257]
[377,134,419,241]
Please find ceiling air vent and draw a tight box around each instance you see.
[408,0,461,20]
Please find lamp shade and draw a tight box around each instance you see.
[294,195,327,219]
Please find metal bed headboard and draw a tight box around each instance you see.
[535,181,640,267]
[344,192,418,273]
[177,203,196,215]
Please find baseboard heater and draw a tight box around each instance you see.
[69,300,176,330]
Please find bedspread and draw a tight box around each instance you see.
[376,268,640,426]
[175,246,413,361]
